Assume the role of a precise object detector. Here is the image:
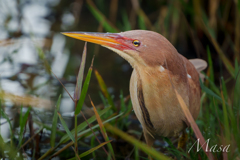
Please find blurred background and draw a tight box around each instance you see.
[0,0,239,159]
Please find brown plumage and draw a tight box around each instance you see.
[62,30,207,147]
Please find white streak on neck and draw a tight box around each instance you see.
[159,66,165,72]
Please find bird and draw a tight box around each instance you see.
[62,30,207,149]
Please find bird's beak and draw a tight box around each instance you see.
[62,32,134,51]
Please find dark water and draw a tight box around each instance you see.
[0,0,133,154]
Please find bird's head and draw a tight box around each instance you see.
[62,30,177,68]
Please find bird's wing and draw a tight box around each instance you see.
[189,59,208,72]
[189,59,208,82]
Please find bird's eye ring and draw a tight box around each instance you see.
[132,40,140,47]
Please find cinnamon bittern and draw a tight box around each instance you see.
[62,30,207,148]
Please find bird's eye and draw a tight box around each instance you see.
[132,40,140,47]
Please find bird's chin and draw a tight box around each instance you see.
[103,46,137,68]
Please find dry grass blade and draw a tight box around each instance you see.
[38,148,54,160]
[0,91,52,109]
[89,96,115,160]
[51,70,74,101]
[90,97,107,139]
[58,107,110,145]
[19,127,43,150]
[234,0,240,61]
[94,70,117,111]
[79,110,111,159]
[71,146,81,160]
[94,70,109,98]
[200,19,235,77]
[131,0,154,30]
[109,0,118,24]
[50,112,122,159]
[0,39,17,46]
[74,42,87,100]
[174,89,214,160]
[75,56,94,115]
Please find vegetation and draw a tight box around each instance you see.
[0,0,239,159]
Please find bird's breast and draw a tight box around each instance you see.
[130,67,192,137]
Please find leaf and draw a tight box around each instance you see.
[74,43,87,100]
[75,57,94,115]
[58,112,75,143]
[50,94,61,148]
[68,140,112,160]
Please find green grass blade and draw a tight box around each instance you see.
[58,112,75,143]
[220,91,230,142]
[200,79,223,102]
[0,135,18,159]
[18,106,31,148]
[50,94,61,148]
[0,103,14,146]
[234,59,239,78]
[90,136,96,158]
[74,42,87,100]
[77,112,123,138]
[75,57,94,115]
[105,123,170,160]
[221,77,228,101]
[138,15,146,30]
[87,0,119,32]
[34,121,65,136]
[38,148,54,160]
[201,19,235,77]
[207,46,214,82]
[48,112,123,159]
[120,10,131,30]
[119,91,126,112]
[205,76,220,95]
[68,140,112,160]
[238,0,240,12]
[59,106,111,144]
